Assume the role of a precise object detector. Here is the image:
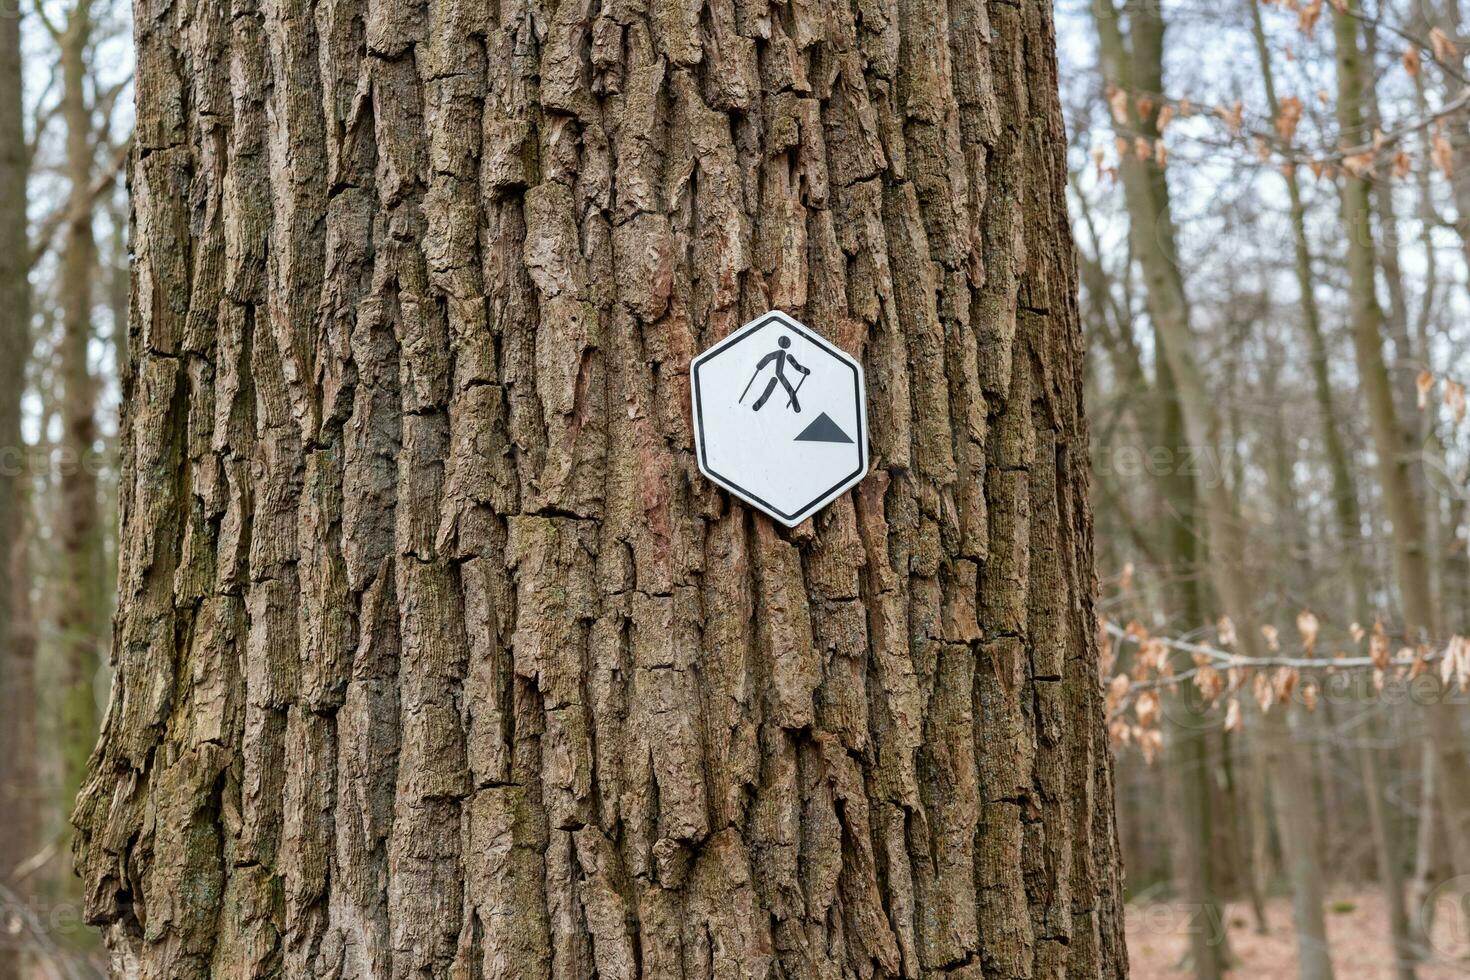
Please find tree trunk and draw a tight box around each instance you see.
[73,0,1129,976]
[1407,744,1447,946]
[1226,728,1272,934]
[1156,348,1228,980]
[0,12,39,979]
[58,0,106,820]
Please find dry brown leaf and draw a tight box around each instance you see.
[1297,610,1320,653]
[1411,646,1429,677]
[1216,101,1245,135]
[1444,379,1467,423]
[1275,667,1299,705]
[1262,624,1281,652]
[1253,672,1274,713]
[1431,27,1457,64]
[1135,690,1160,728]
[1140,728,1163,764]
[1157,104,1176,132]
[1342,152,1375,176]
[1275,96,1304,141]
[1299,0,1324,34]
[1195,664,1224,701]
[1108,86,1130,124]
[1417,369,1436,409]
[1404,46,1422,76]
[1224,697,1242,732]
[1371,619,1390,670]
[1433,127,1454,179]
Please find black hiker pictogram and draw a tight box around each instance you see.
[738,336,811,413]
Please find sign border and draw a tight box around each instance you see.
[691,311,869,527]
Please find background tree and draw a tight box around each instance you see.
[27,0,112,854]
[0,8,41,979]
[0,0,130,971]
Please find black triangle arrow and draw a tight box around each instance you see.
[793,412,853,444]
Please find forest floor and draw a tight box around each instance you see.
[1127,889,1470,978]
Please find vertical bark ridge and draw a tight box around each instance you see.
[75,0,1127,977]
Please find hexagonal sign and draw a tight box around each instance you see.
[691,311,869,527]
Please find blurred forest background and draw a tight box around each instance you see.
[0,0,1468,977]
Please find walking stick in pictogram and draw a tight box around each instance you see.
[738,370,760,405]
[784,370,808,409]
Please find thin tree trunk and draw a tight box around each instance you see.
[1432,0,1470,301]
[1157,349,1228,980]
[1407,744,1447,944]
[1359,733,1418,976]
[1364,12,1443,637]
[0,12,39,980]
[1225,728,1271,934]
[1363,13,1419,424]
[1244,725,1273,934]
[73,0,1130,975]
[57,0,105,819]
[1447,495,1470,636]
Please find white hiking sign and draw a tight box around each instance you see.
[691,311,869,527]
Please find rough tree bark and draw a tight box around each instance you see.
[0,10,40,979]
[74,0,1128,976]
